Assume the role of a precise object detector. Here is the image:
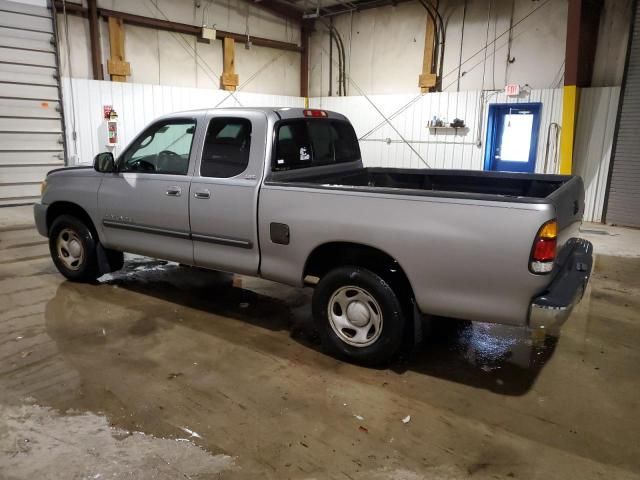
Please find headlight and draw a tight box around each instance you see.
[40,179,47,196]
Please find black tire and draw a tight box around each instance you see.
[48,214,100,282]
[312,266,406,366]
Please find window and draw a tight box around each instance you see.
[201,117,252,178]
[120,119,196,175]
[499,113,534,162]
[274,119,360,171]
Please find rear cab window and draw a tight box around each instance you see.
[273,119,360,171]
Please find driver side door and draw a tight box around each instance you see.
[98,117,200,264]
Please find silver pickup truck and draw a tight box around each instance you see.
[34,107,593,365]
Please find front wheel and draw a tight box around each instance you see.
[312,266,406,366]
[49,215,100,282]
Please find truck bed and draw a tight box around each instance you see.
[270,167,567,200]
[266,166,585,228]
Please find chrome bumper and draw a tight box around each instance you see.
[33,203,48,237]
[529,238,593,332]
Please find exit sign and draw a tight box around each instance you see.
[505,84,520,96]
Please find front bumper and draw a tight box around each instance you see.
[33,203,48,237]
[529,238,593,332]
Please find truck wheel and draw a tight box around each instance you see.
[312,266,406,366]
[49,215,100,282]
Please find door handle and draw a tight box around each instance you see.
[166,186,182,196]
[194,189,210,199]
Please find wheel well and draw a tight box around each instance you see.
[304,242,414,301]
[46,202,98,238]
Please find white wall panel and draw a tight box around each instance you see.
[311,88,562,173]
[125,24,160,85]
[61,78,304,165]
[574,88,621,223]
[235,46,300,97]
[56,14,92,80]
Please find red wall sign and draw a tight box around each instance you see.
[505,84,520,96]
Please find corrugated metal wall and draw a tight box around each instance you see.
[61,77,305,165]
[309,89,563,173]
[0,0,65,206]
[605,4,640,227]
[573,87,621,222]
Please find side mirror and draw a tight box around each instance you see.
[93,152,115,173]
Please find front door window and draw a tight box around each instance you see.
[120,119,196,175]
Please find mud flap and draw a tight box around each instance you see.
[96,243,112,275]
[401,300,427,355]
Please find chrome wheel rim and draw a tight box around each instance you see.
[328,285,383,347]
[56,228,85,271]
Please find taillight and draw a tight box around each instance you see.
[303,109,328,117]
[530,220,557,274]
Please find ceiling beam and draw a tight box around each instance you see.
[252,0,302,24]
[304,0,414,18]
[53,1,302,52]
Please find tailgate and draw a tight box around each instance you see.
[547,175,585,231]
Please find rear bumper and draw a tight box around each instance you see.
[529,238,593,331]
[33,203,48,237]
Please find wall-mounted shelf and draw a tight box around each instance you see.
[428,126,469,135]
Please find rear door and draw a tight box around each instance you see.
[189,111,266,276]
[98,117,199,264]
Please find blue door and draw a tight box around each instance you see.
[484,103,542,173]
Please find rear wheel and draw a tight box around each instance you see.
[49,215,100,282]
[312,266,406,366]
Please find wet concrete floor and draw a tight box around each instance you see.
[1,216,639,479]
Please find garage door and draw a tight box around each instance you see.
[606,4,640,227]
[0,0,65,207]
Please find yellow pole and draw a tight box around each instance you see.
[559,85,579,174]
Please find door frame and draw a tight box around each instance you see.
[483,102,542,173]
[97,114,205,263]
[188,110,267,276]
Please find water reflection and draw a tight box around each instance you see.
[47,257,556,397]
[399,316,557,395]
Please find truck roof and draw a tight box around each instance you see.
[158,107,348,122]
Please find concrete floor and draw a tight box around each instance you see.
[1,206,639,480]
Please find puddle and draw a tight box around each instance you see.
[397,317,557,395]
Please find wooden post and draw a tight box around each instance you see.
[220,37,239,91]
[418,14,437,92]
[107,17,130,82]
